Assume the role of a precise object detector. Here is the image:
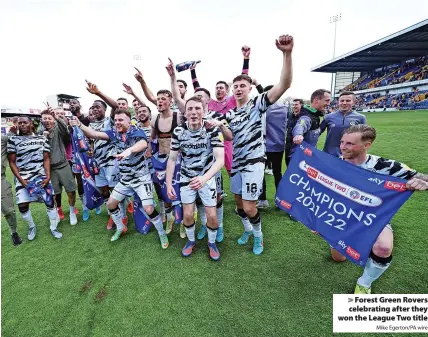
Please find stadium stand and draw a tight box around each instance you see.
[344,56,427,92]
[312,19,428,112]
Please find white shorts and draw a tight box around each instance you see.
[111,178,154,206]
[230,162,264,201]
[180,176,217,207]
[95,165,119,188]
[15,180,54,205]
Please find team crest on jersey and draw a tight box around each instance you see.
[179,131,189,141]
[349,120,359,126]
[200,129,207,138]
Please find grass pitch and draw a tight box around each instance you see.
[2,110,427,337]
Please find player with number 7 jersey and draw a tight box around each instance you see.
[166,96,225,261]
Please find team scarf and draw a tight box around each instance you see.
[71,131,104,210]
[150,140,183,224]
[25,176,54,205]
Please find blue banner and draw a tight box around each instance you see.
[275,143,413,266]
[133,193,152,235]
[151,152,181,204]
[71,133,104,210]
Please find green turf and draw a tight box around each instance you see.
[2,110,427,337]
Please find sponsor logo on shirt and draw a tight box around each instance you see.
[229,115,250,127]
[182,143,208,149]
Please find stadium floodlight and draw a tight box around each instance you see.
[329,13,342,96]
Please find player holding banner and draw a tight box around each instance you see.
[166,96,225,260]
[336,125,428,294]
[70,110,169,247]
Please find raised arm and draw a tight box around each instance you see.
[252,78,264,94]
[69,117,109,141]
[86,80,119,110]
[241,45,250,75]
[134,67,157,105]
[190,65,201,91]
[267,35,293,104]
[166,58,186,114]
[122,83,146,107]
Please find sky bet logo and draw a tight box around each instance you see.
[384,181,407,192]
[346,246,360,260]
[280,200,292,209]
[303,148,312,156]
[338,240,360,260]
[368,177,384,185]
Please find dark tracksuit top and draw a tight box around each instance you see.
[320,110,367,157]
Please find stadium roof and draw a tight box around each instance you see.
[312,19,428,73]
[57,93,80,100]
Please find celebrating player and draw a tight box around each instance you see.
[166,59,227,242]
[148,87,182,234]
[166,96,225,260]
[336,124,428,294]
[70,110,169,246]
[7,116,62,240]
[41,109,78,226]
[190,45,252,177]
[81,97,126,229]
[212,34,294,255]
[136,105,152,137]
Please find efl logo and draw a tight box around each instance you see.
[349,190,360,200]
[307,167,319,179]
[384,181,407,192]
[303,148,312,156]
[280,200,292,209]
[346,246,360,260]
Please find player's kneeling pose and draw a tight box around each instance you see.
[336,124,428,294]
[166,97,225,261]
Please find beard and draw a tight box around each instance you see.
[139,117,149,124]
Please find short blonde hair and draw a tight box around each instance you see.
[344,124,376,143]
